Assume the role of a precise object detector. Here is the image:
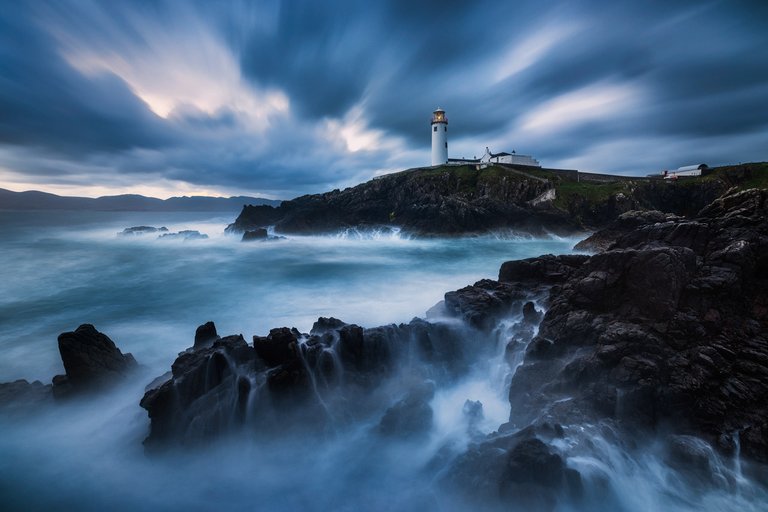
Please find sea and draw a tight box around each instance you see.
[0,210,764,511]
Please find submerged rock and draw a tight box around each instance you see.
[118,226,169,236]
[378,381,435,438]
[52,324,138,398]
[0,379,52,412]
[158,230,208,240]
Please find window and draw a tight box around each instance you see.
[445,142,448,148]
[444,126,447,132]
[433,126,437,132]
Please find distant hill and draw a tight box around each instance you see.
[0,188,281,212]
[226,162,767,236]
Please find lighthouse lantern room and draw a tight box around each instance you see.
[431,108,448,166]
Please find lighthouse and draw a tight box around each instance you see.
[431,108,448,166]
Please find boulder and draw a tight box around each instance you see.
[193,321,219,349]
[53,324,137,397]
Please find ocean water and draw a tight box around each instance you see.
[0,211,765,511]
[0,211,579,511]
[0,211,581,381]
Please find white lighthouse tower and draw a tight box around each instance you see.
[431,108,448,166]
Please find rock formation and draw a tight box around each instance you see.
[53,324,138,397]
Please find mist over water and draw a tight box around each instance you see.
[0,211,764,511]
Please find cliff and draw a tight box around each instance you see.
[227,162,768,236]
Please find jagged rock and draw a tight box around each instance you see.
[442,428,582,510]
[310,317,347,334]
[253,327,300,368]
[140,334,257,448]
[444,280,525,329]
[499,254,589,284]
[52,324,137,398]
[505,188,768,462]
[378,381,435,438]
[193,321,219,349]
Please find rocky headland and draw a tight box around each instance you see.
[226,162,767,237]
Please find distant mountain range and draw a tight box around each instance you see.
[0,188,281,212]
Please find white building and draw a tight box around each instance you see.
[431,108,540,168]
[479,147,540,167]
[662,163,708,180]
[431,108,448,166]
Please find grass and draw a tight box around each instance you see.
[552,180,629,209]
[395,161,768,208]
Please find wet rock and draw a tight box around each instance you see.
[378,381,435,438]
[118,226,169,236]
[241,228,268,241]
[522,301,543,325]
[504,187,768,465]
[310,317,347,335]
[664,435,731,489]
[193,321,219,349]
[444,279,533,330]
[140,334,257,448]
[0,379,52,412]
[443,430,582,510]
[158,230,208,240]
[499,254,589,285]
[53,324,137,398]
[253,327,300,368]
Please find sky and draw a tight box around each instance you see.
[0,1,766,199]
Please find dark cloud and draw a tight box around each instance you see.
[0,0,765,197]
[0,5,176,157]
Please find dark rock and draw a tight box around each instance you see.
[378,381,435,438]
[503,187,768,465]
[522,301,542,325]
[241,228,268,241]
[140,334,257,447]
[442,429,582,510]
[444,279,534,330]
[664,435,730,488]
[53,324,137,398]
[158,230,208,240]
[253,327,300,368]
[0,379,52,412]
[310,317,347,335]
[499,254,589,284]
[193,321,219,349]
[118,226,169,236]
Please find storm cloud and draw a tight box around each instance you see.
[0,0,765,198]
